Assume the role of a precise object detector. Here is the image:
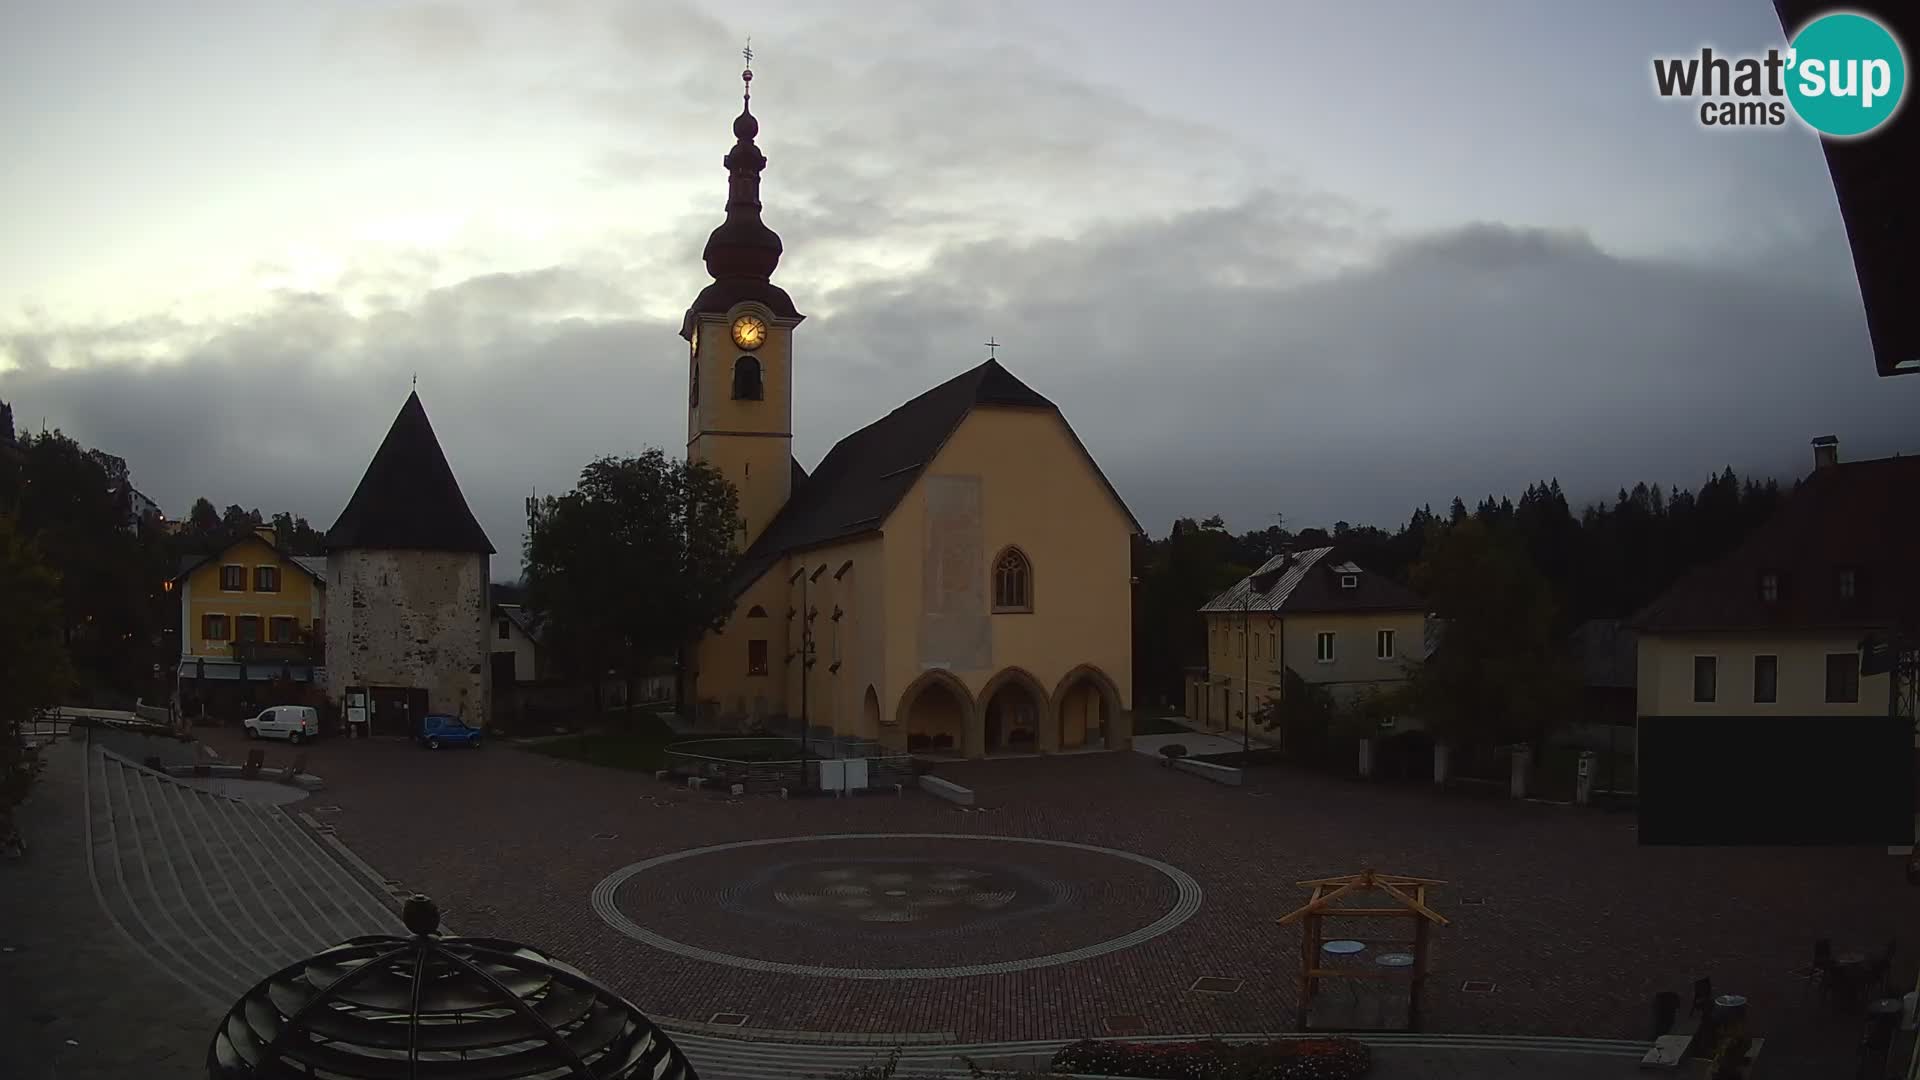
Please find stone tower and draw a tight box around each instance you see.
[323,391,495,734]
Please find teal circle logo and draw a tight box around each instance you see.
[1786,12,1907,137]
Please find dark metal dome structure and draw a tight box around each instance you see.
[208,896,698,1079]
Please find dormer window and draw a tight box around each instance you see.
[1837,567,1857,600]
[731,355,763,400]
[1339,574,1358,590]
[1758,572,1779,604]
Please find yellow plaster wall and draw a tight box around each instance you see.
[692,535,886,732]
[1637,632,1889,717]
[1200,609,1424,730]
[881,406,1134,744]
[686,305,795,550]
[181,535,323,657]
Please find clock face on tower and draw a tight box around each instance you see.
[731,314,768,351]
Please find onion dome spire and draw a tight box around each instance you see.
[703,41,782,283]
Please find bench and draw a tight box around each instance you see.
[277,753,309,784]
[919,775,974,806]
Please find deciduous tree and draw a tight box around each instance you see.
[523,450,740,719]
[0,513,75,849]
[1401,518,1575,750]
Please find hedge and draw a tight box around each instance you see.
[1051,1038,1370,1080]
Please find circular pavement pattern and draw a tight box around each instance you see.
[591,833,1203,979]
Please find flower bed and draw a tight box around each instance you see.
[1052,1038,1371,1080]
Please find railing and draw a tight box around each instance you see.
[662,740,915,794]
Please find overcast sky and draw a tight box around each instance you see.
[3,0,1914,578]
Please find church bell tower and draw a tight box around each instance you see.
[683,51,803,550]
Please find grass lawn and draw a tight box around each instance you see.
[524,716,677,772]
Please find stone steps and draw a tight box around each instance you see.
[84,749,402,1012]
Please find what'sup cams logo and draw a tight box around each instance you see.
[1653,10,1907,138]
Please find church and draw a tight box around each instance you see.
[683,66,1139,758]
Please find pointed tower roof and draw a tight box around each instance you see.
[325,391,495,554]
[681,55,802,337]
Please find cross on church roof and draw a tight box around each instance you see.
[984,336,1001,359]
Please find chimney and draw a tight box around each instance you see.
[254,524,277,547]
[1811,435,1839,471]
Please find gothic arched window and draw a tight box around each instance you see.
[747,605,767,618]
[991,547,1032,613]
[732,355,763,400]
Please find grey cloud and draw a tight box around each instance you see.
[4,201,1913,579]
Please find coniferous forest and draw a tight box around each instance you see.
[1130,470,1784,711]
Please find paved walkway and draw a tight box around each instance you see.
[1131,731,1251,757]
[668,1030,1657,1079]
[8,727,1884,1079]
[0,739,213,1080]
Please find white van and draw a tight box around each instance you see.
[243,705,319,744]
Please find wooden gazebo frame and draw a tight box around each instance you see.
[1276,869,1450,1032]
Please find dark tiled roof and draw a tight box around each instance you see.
[1633,454,1920,634]
[174,539,328,584]
[729,358,1140,595]
[493,603,542,643]
[325,392,495,555]
[1201,546,1427,615]
[1569,619,1636,689]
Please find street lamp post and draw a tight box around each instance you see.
[788,565,818,790]
[1242,586,1252,755]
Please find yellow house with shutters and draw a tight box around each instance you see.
[678,74,1138,758]
[172,525,327,714]
[1191,548,1431,736]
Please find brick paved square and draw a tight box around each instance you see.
[194,726,1911,1070]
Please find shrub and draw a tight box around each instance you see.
[1158,743,1188,765]
[1052,1038,1370,1080]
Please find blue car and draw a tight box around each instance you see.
[418,714,483,750]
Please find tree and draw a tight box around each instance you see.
[221,504,262,533]
[1401,517,1575,751]
[0,513,76,851]
[523,450,740,718]
[188,498,220,533]
[270,511,326,554]
[13,431,158,697]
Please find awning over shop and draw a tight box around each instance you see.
[176,660,324,683]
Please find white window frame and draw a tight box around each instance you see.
[1376,628,1396,661]
[268,616,298,644]
[202,612,231,642]
[220,564,247,592]
[1316,631,1336,664]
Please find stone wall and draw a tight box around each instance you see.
[324,549,490,727]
